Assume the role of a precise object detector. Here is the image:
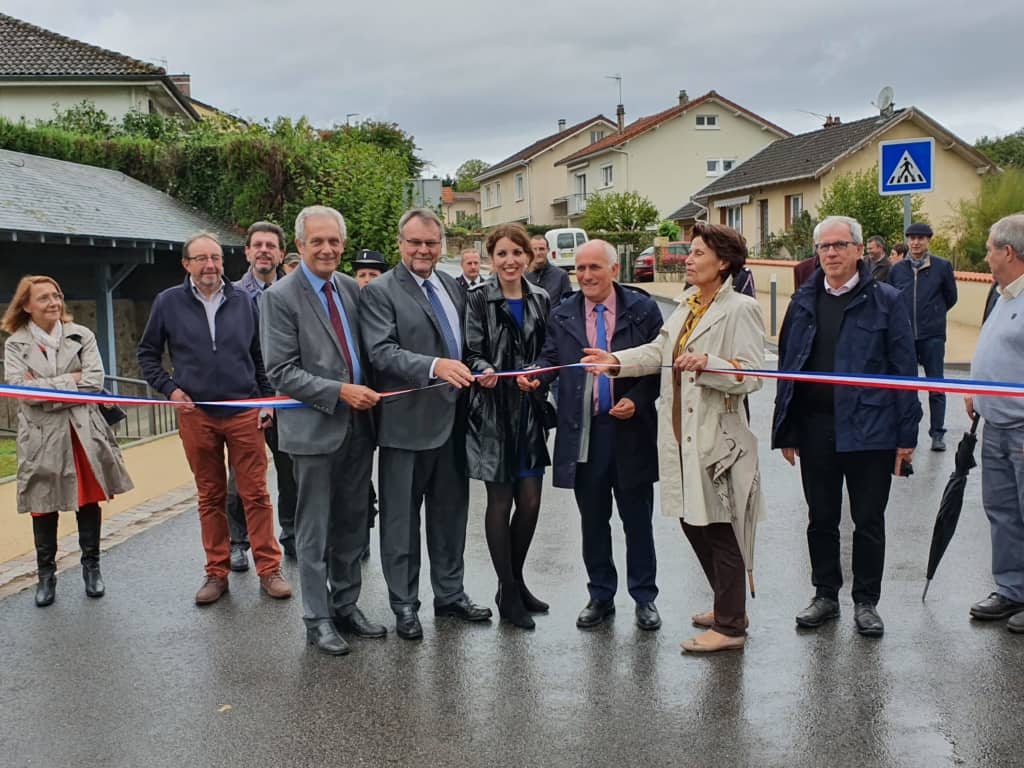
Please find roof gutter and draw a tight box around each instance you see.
[474,159,527,184]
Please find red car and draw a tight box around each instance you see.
[632,242,691,282]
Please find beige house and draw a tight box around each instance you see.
[0,13,197,124]
[687,107,997,254]
[441,186,481,228]
[553,90,791,223]
[475,115,617,228]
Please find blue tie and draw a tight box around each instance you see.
[594,303,612,414]
[423,280,460,360]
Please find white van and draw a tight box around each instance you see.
[545,227,588,271]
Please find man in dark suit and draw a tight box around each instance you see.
[260,205,384,656]
[455,248,485,291]
[361,208,492,639]
[529,239,663,630]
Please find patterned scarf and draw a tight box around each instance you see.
[671,287,720,443]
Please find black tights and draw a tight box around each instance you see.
[484,477,542,585]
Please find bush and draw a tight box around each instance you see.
[944,169,1024,272]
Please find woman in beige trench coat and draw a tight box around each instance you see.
[583,223,766,653]
[2,275,134,607]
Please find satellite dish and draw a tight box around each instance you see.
[875,86,894,113]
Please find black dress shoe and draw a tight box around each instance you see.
[577,599,615,629]
[520,583,549,614]
[229,545,249,573]
[970,592,1024,620]
[434,596,493,622]
[496,583,535,630]
[395,607,423,640]
[795,596,840,628]
[334,607,387,638]
[635,602,662,631]
[306,623,350,656]
[1009,612,1024,634]
[854,602,885,637]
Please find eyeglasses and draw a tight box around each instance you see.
[186,254,223,264]
[815,241,855,253]
[401,238,442,250]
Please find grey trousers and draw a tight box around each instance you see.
[378,434,469,612]
[982,422,1024,603]
[292,413,373,625]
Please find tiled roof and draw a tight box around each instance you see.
[692,111,905,200]
[441,186,455,204]
[0,13,164,78]
[0,148,242,247]
[666,201,704,221]
[476,115,615,181]
[555,91,792,166]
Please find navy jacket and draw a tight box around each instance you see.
[534,283,662,489]
[887,253,957,340]
[772,261,921,452]
[138,277,271,414]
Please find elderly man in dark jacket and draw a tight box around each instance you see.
[773,215,921,638]
[531,240,663,631]
[888,222,957,451]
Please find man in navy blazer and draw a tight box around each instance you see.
[529,240,663,630]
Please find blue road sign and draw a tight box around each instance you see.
[879,137,934,195]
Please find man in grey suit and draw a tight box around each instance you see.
[260,205,385,656]
[361,208,493,639]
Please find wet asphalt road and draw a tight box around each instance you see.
[2,295,1024,767]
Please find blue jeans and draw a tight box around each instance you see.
[981,423,1024,602]
[915,337,946,437]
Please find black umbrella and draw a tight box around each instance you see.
[922,415,981,601]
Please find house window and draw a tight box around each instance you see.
[601,164,613,187]
[590,129,605,144]
[722,159,735,172]
[484,185,492,209]
[456,210,467,224]
[785,194,804,228]
[695,114,719,129]
[494,181,502,207]
[725,205,743,232]
[514,173,524,202]
[706,159,720,176]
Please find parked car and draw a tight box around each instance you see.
[632,241,691,282]
[545,227,588,271]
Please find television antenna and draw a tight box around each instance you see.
[605,73,623,105]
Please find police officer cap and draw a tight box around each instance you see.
[352,249,387,270]
[904,222,933,237]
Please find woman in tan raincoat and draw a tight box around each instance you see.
[582,223,765,653]
[3,275,133,607]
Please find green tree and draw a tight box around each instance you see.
[454,159,488,191]
[41,100,117,137]
[581,191,659,232]
[327,120,425,178]
[656,220,681,240]
[944,168,1024,271]
[817,165,924,247]
[976,128,1024,169]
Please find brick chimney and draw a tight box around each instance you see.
[678,89,689,106]
[616,103,625,133]
[823,114,834,128]
[558,118,567,131]
[168,74,191,98]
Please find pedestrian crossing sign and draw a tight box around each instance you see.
[879,137,934,195]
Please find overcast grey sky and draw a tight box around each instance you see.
[6,0,1022,177]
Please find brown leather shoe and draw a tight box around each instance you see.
[195,576,229,605]
[691,610,750,629]
[680,629,746,653]
[259,570,293,600]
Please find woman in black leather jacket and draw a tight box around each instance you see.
[464,223,552,629]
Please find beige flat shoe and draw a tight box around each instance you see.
[690,610,749,629]
[680,629,746,653]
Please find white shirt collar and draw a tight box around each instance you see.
[824,271,860,297]
[998,271,1024,299]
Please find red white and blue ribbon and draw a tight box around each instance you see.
[1,365,1021,410]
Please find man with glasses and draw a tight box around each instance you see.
[888,222,958,451]
[361,208,492,639]
[772,216,921,637]
[138,232,291,606]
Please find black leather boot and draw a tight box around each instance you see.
[77,503,105,598]
[497,583,535,630]
[32,513,59,607]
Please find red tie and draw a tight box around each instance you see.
[322,280,354,376]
